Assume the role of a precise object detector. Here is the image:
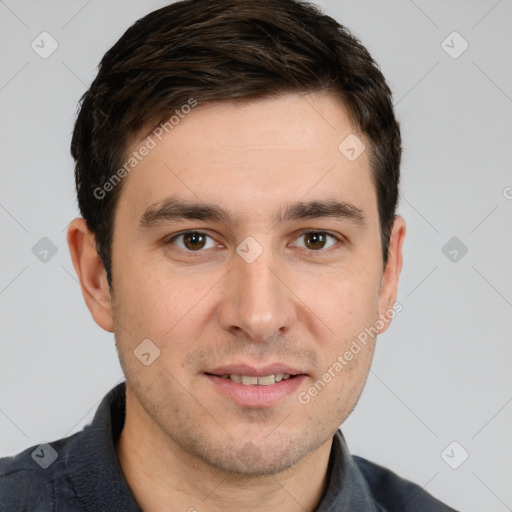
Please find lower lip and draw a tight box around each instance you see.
[205,374,307,407]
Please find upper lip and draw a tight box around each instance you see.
[206,363,306,377]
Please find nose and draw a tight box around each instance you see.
[218,248,297,342]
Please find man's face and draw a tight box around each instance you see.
[109,92,399,474]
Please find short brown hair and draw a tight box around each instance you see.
[71,0,401,286]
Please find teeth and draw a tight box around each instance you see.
[257,374,275,386]
[221,373,295,385]
[241,375,258,385]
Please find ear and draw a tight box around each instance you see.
[67,218,114,332]
[377,215,406,333]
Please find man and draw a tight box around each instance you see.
[0,0,457,510]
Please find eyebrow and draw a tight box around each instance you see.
[138,197,366,229]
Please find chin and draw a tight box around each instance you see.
[190,431,325,477]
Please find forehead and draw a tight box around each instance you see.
[117,92,376,223]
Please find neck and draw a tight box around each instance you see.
[116,388,332,512]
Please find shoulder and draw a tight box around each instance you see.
[0,434,82,512]
[353,456,459,511]
[0,445,57,511]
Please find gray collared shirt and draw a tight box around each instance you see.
[0,382,457,511]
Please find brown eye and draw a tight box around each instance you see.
[170,231,216,251]
[183,232,206,250]
[304,232,328,250]
[291,231,339,251]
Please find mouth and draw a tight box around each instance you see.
[204,365,307,407]
[205,372,297,385]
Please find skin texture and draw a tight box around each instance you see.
[67,92,405,512]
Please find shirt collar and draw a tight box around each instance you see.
[66,381,141,511]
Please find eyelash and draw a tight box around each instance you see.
[166,230,344,254]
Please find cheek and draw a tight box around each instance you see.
[112,263,220,346]
[298,266,381,347]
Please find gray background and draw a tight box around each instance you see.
[1,1,511,510]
